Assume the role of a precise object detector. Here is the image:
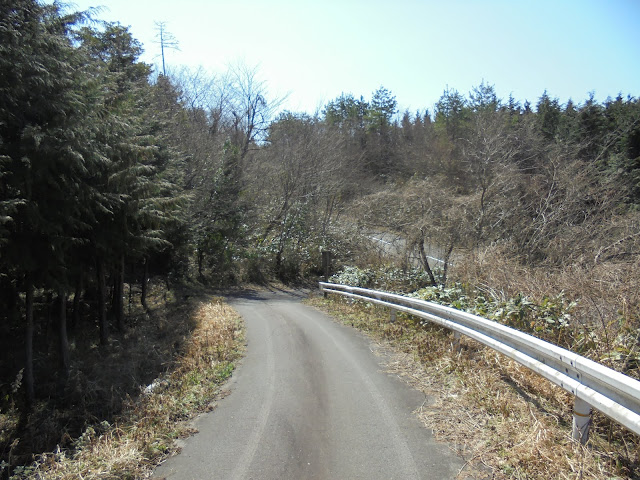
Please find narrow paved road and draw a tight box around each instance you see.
[153,288,463,480]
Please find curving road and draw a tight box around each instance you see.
[153,288,463,480]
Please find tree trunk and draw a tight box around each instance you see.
[96,258,108,345]
[24,276,35,407]
[442,244,455,286]
[128,262,134,316]
[322,196,336,236]
[114,254,125,331]
[197,248,204,280]
[141,257,149,311]
[72,272,83,329]
[275,249,283,275]
[322,250,332,282]
[476,184,487,245]
[111,275,118,320]
[58,288,70,381]
[417,239,437,286]
[45,291,53,338]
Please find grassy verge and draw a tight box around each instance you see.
[308,294,639,479]
[4,293,244,480]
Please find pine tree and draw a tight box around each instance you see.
[535,90,561,140]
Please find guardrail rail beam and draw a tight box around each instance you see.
[319,282,640,443]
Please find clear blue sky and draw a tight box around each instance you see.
[64,0,640,115]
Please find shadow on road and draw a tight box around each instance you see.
[222,284,313,303]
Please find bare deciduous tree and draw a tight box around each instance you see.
[227,62,286,159]
[153,21,179,76]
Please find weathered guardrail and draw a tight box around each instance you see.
[319,282,640,443]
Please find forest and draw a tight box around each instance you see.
[1,1,640,476]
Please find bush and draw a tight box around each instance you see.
[410,286,576,348]
[331,267,577,349]
[329,265,435,292]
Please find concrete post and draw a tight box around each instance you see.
[453,331,462,353]
[572,396,592,444]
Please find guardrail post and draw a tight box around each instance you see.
[572,396,592,444]
[453,331,462,353]
[390,309,397,323]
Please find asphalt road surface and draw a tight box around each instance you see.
[153,288,463,480]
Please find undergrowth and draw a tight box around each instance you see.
[314,266,640,479]
[1,292,244,480]
[330,264,640,377]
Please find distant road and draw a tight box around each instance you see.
[153,288,462,479]
[368,232,449,266]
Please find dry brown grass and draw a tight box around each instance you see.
[453,245,640,375]
[7,295,244,480]
[308,295,640,479]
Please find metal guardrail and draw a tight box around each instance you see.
[319,282,640,443]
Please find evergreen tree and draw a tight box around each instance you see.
[0,0,98,403]
[324,93,368,136]
[192,140,245,282]
[601,95,640,203]
[323,93,369,173]
[535,90,561,140]
[78,22,182,322]
[364,86,398,177]
[366,86,398,130]
[469,81,500,114]
[434,87,469,141]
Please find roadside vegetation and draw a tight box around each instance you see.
[327,264,638,373]
[310,280,639,479]
[1,283,244,479]
[1,1,639,477]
